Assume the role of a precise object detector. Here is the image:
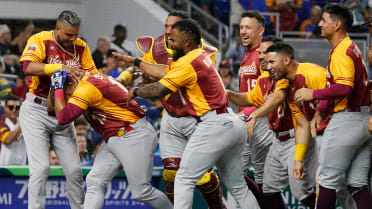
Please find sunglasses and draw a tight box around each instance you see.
[7,105,21,111]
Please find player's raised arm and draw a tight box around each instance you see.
[113,53,168,79]
[50,71,84,125]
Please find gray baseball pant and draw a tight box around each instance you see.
[316,135,357,209]
[242,117,273,184]
[84,118,173,209]
[159,109,197,159]
[263,133,318,201]
[20,93,84,209]
[318,108,372,190]
[173,110,260,209]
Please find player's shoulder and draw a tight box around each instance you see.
[201,39,218,56]
[298,63,326,75]
[136,36,155,54]
[29,30,53,41]
[75,37,88,48]
[333,36,353,57]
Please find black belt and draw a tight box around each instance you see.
[33,97,47,106]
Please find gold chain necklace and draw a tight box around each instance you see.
[52,31,77,63]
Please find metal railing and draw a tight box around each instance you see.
[154,0,230,52]
[260,12,280,36]
[0,73,18,80]
[278,31,370,68]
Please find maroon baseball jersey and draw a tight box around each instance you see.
[159,49,229,116]
[20,31,97,98]
[247,73,294,136]
[287,63,330,131]
[137,35,217,117]
[238,46,262,112]
[69,73,145,141]
[326,36,370,113]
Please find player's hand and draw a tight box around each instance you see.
[246,114,257,139]
[310,111,322,138]
[127,87,137,105]
[51,70,68,90]
[113,52,136,66]
[368,117,372,134]
[294,88,313,103]
[62,65,84,83]
[293,160,305,180]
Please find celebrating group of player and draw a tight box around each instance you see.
[226,3,372,209]
[17,2,372,209]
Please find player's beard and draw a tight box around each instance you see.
[173,49,185,61]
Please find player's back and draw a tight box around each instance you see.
[71,73,145,140]
[288,63,327,121]
[328,37,370,112]
[171,49,229,115]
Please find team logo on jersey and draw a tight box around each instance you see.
[239,63,257,75]
[28,46,37,51]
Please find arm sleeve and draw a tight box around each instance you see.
[313,83,353,100]
[57,103,85,125]
[20,34,45,64]
[330,53,355,87]
[316,99,330,113]
[274,79,289,92]
[246,78,264,107]
[22,60,31,73]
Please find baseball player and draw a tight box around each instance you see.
[238,11,273,196]
[294,3,372,208]
[49,71,173,209]
[19,11,97,209]
[117,11,226,208]
[228,39,319,209]
[118,19,260,209]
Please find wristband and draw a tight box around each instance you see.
[134,58,142,68]
[44,64,63,75]
[54,89,65,99]
[294,144,307,161]
[133,87,140,97]
[118,71,133,85]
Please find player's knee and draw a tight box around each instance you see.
[86,172,106,191]
[196,170,220,194]
[63,164,82,179]
[31,163,50,178]
[131,184,154,201]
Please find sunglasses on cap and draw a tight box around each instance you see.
[7,105,20,111]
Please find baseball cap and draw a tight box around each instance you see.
[219,59,231,68]
[113,24,126,36]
